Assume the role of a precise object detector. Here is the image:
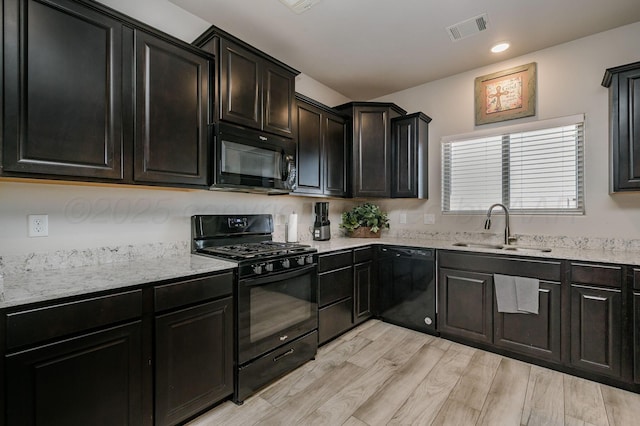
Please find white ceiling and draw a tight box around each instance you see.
[147,1,640,100]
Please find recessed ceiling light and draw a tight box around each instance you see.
[491,42,510,53]
[279,0,321,14]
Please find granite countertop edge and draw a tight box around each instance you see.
[0,255,237,310]
[3,237,640,309]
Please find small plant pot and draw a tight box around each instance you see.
[348,227,381,238]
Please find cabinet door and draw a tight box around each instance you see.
[570,285,621,378]
[134,31,210,186]
[439,268,493,344]
[353,107,391,197]
[263,62,294,137]
[3,0,124,179]
[494,281,562,362]
[634,292,640,383]
[353,261,373,325]
[295,102,323,194]
[219,39,261,130]
[6,322,143,426]
[612,67,640,191]
[324,113,348,197]
[155,297,233,426]
[391,115,418,198]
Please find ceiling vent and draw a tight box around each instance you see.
[279,0,322,14]
[446,13,489,41]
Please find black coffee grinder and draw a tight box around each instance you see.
[313,202,331,241]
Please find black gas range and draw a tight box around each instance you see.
[191,214,318,404]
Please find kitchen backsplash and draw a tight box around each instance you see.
[3,230,640,277]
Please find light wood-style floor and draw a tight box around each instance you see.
[188,320,640,426]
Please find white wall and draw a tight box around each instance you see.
[374,22,640,240]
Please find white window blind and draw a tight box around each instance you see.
[442,115,584,214]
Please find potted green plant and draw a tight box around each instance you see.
[339,203,390,238]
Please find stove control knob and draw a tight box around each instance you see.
[281,259,290,269]
[252,264,263,275]
[296,257,305,266]
[306,255,314,264]
[265,263,274,272]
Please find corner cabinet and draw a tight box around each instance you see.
[602,61,640,192]
[335,102,406,198]
[391,112,431,198]
[2,0,126,180]
[294,94,348,197]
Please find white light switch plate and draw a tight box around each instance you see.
[399,213,407,224]
[424,214,435,225]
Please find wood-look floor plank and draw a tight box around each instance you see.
[299,358,399,425]
[600,384,640,426]
[340,318,378,341]
[447,350,502,412]
[353,343,446,425]
[258,335,372,406]
[430,398,481,426]
[347,325,410,368]
[255,360,366,425]
[185,396,273,426]
[564,375,609,426]
[387,346,472,425]
[341,416,369,426]
[381,328,431,365]
[564,415,601,426]
[521,365,565,426]
[477,358,531,426]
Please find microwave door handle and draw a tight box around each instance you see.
[242,264,316,286]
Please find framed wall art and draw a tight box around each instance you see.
[474,62,537,125]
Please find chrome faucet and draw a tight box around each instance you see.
[484,203,516,245]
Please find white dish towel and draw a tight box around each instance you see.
[494,274,539,314]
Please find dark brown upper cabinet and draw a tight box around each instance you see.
[2,0,126,180]
[195,27,299,138]
[602,61,640,192]
[335,102,406,198]
[294,94,348,197]
[391,112,431,198]
[2,0,213,189]
[134,30,210,186]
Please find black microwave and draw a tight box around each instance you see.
[211,123,297,194]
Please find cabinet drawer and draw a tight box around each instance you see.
[318,266,353,307]
[354,246,373,263]
[6,290,142,350]
[571,263,622,288]
[634,269,640,290]
[318,250,352,272]
[155,272,233,312]
[318,298,353,344]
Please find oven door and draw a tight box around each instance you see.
[214,123,296,193]
[237,264,317,365]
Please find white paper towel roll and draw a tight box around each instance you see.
[287,212,298,242]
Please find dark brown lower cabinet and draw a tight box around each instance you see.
[494,281,562,362]
[318,298,353,344]
[570,284,622,378]
[6,322,143,426]
[353,261,373,325]
[155,297,233,426]
[634,292,640,383]
[438,268,493,344]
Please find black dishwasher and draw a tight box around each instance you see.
[377,246,437,335]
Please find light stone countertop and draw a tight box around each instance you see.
[0,255,237,309]
[308,237,640,266]
[3,236,640,310]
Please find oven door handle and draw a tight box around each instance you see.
[242,264,316,286]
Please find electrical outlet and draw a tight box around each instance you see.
[424,214,435,225]
[399,213,407,224]
[28,214,48,237]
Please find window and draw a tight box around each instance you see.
[442,114,584,214]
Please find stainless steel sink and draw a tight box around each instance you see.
[452,242,504,249]
[501,246,552,253]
